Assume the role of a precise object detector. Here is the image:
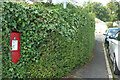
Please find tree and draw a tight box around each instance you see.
[106,0,119,22]
[49,0,52,3]
[84,2,109,22]
[117,1,120,20]
[118,1,120,27]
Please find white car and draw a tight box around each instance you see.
[108,31,120,75]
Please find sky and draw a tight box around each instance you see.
[52,0,120,6]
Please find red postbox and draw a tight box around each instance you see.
[10,32,21,63]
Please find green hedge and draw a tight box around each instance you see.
[106,22,118,28]
[2,2,95,78]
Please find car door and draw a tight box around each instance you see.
[109,39,115,60]
[109,38,114,61]
[109,32,118,60]
[115,32,120,70]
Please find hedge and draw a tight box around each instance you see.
[106,22,118,28]
[2,2,95,78]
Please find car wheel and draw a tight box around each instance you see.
[108,46,110,57]
[106,42,109,49]
[113,56,120,75]
[104,39,107,44]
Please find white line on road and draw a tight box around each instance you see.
[103,43,113,80]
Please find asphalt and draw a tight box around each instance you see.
[68,33,108,78]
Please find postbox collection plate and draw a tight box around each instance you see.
[12,40,18,50]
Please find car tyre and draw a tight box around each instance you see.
[108,46,110,57]
[113,56,120,75]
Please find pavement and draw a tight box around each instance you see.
[67,33,109,78]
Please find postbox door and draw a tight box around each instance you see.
[10,32,20,52]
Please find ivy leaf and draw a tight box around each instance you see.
[15,13,18,17]
[10,8,13,11]
[9,68,13,71]
[22,22,25,27]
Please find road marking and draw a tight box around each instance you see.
[103,43,113,80]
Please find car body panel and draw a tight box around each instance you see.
[104,28,120,49]
[109,32,120,71]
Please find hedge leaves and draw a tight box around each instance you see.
[2,2,95,78]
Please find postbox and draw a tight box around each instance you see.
[10,32,21,63]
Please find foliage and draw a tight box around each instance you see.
[117,2,120,20]
[2,2,95,78]
[106,22,113,28]
[106,0,119,22]
[84,0,120,22]
[106,22,119,28]
[84,2,109,22]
